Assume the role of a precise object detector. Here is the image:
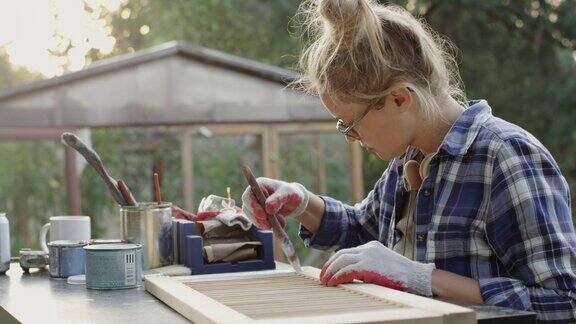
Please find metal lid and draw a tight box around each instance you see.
[48,240,88,247]
[84,243,142,251]
[89,239,124,244]
[19,249,48,256]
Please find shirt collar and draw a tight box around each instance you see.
[438,100,492,156]
[394,100,492,169]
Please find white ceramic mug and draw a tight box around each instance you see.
[40,216,91,252]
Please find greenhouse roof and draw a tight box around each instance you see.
[0,41,330,128]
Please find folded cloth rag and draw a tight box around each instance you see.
[172,205,197,221]
[199,220,247,238]
[203,241,262,263]
[215,208,253,231]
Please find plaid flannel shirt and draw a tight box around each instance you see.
[300,100,576,322]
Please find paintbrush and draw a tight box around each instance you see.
[242,165,302,272]
[154,172,162,205]
[118,180,137,206]
[61,132,127,206]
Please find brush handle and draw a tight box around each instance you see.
[242,165,302,271]
[61,132,127,205]
[118,180,137,206]
[154,173,162,205]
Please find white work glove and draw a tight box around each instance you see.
[241,177,309,229]
[320,241,435,296]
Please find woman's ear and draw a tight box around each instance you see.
[391,87,413,111]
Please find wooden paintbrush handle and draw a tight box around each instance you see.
[118,180,137,206]
[154,173,162,205]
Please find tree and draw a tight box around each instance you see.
[0,49,42,91]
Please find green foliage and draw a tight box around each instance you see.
[0,141,66,253]
[110,0,303,67]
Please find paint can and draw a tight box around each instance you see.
[48,240,87,278]
[120,202,173,270]
[84,243,142,290]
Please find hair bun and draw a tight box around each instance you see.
[319,0,367,44]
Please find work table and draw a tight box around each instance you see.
[0,262,536,323]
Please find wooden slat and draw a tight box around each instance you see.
[185,273,403,319]
[188,122,336,136]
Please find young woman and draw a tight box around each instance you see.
[242,0,576,321]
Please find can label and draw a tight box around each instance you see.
[125,252,135,286]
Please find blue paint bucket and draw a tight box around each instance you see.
[48,240,87,278]
[84,243,142,290]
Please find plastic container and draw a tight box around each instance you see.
[0,213,10,274]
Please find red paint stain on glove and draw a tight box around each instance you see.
[320,262,406,292]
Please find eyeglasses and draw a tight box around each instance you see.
[335,86,413,141]
[336,102,379,141]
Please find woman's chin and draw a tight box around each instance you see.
[369,149,385,160]
[370,149,394,161]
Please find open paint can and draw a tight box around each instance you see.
[48,240,88,278]
[120,202,173,270]
[84,243,142,290]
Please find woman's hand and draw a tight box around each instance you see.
[320,241,435,296]
[241,177,309,229]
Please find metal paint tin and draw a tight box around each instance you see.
[84,243,142,290]
[48,240,87,278]
[120,202,173,270]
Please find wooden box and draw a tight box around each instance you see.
[145,267,475,323]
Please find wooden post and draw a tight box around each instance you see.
[64,146,81,214]
[262,125,280,179]
[349,141,364,203]
[261,125,283,261]
[314,135,326,194]
[182,128,194,211]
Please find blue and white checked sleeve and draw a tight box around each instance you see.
[299,163,395,250]
[481,137,576,322]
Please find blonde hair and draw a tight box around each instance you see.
[295,0,467,120]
